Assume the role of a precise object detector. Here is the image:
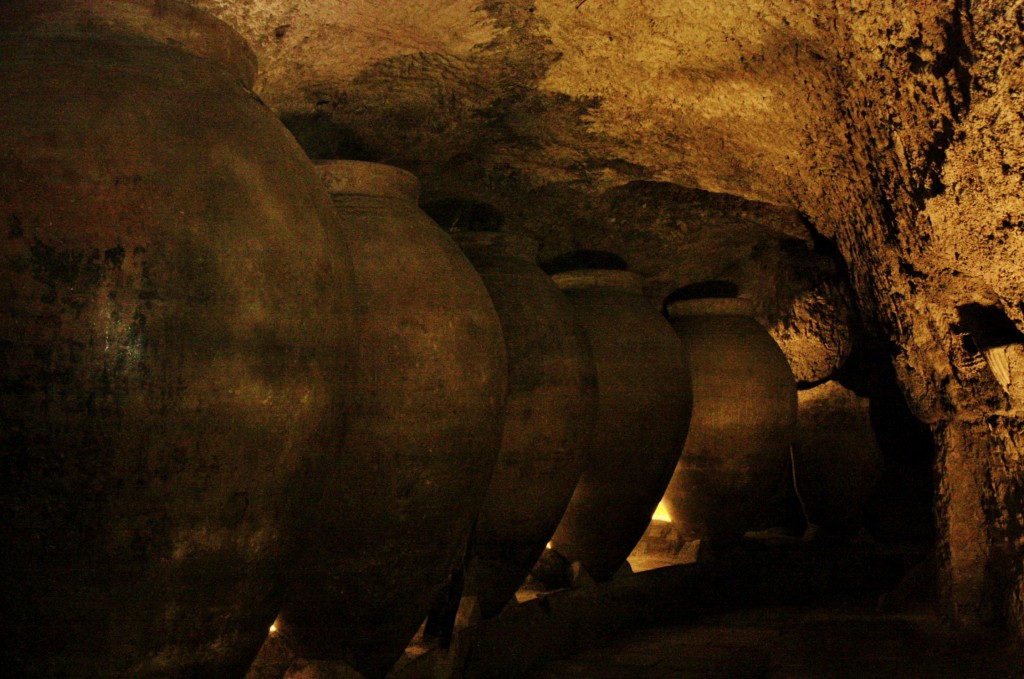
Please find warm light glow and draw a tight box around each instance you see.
[546,541,553,549]
[269,623,278,634]
[652,501,672,522]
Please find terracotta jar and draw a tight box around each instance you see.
[0,2,355,677]
[794,381,883,535]
[548,268,691,581]
[452,232,598,619]
[275,161,507,678]
[662,295,797,543]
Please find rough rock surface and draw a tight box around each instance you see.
[769,271,854,384]
[185,0,1024,637]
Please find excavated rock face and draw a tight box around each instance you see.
[797,1,1024,634]
[769,278,853,385]
[186,0,1024,637]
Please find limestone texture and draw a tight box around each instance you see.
[185,0,1024,638]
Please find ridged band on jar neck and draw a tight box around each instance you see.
[551,269,644,293]
[0,0,258,88]
[665,297,755,318]
[315,160,421,202]
[451,231,539,262]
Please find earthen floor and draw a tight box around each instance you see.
[527,602,1023,679]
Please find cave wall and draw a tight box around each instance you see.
[796,0,1024,633]
[186,0,1024,636]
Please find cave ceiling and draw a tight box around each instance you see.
[190,0,844,306]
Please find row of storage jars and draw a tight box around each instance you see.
[0,2,794,678]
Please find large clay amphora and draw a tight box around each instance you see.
[548,268,691,581]
[452,232,598,618]
[663,294,797,543]
[794,381,883,535]
[275,161,507,678]
[0,2,356,676]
